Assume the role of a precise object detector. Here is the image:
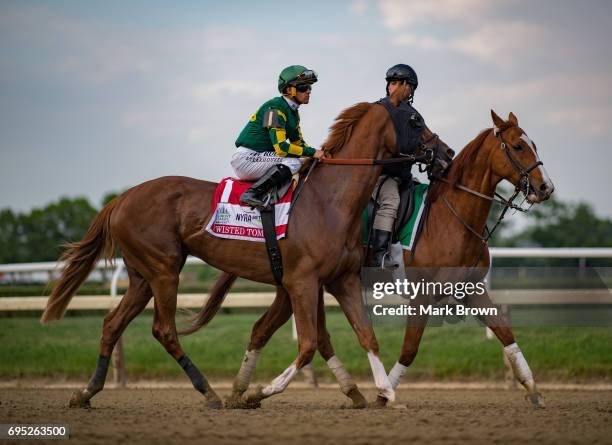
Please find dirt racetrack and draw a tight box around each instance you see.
[1,387,611,445]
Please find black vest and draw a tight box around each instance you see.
[377,97,426,179]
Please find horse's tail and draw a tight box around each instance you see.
[178,272,237,336]
[41,198,120,324]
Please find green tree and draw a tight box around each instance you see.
[101,190,126,207]
[508,198,612,248]
[0,209,19,263]
[0,197,98,263]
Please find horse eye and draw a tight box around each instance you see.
[512,144,523,151]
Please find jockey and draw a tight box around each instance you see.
[233,65,326,208]
[369,64,420,268]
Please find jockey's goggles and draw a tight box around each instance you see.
[295,84,312,93]
[294,69,318,84]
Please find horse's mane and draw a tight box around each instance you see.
[427,126,499,204]
[321,102,373,154]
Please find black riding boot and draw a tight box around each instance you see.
[240,164,293,209]
[368,229,399,268]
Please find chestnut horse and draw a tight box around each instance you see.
[186,110,554,409]
[41,99,443,409]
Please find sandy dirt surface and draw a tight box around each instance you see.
[1,387,611,445]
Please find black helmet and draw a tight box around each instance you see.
[385,64,418,89]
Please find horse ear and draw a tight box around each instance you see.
[491,110,505,128]
[508,112,518,126]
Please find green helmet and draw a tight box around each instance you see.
[278,65,318,93]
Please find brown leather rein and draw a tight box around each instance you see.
[320,152,433,166]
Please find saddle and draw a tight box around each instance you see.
[261,178,294,208]
[365,178,419,244]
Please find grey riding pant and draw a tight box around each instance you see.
[373,175,400,232]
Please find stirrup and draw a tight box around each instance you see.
[381,253,399,270]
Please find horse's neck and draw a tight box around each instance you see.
[314,112,388,223]
[436,139,499,243]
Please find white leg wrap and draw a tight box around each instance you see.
[367,351,395,401]
[261,363,298,397]
[327,356,356,395]
[504,343,536,393]
[234,349,261,393]
[388,362,408,390]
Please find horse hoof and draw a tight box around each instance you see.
[205,398,223,410]
[346,387,367,409]
[223,394,246,409]
[243,386,264,409]
[68,390,91,409]
[526,392,546,409]
[368,395,389,409]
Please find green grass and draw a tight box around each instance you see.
[1,311,611,381]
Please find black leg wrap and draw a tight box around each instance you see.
[177,355,208,394]
[86,355,111,394]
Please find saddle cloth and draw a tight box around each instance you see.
[205,177,294,242]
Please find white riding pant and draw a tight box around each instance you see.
[231,147,303,181]
[373,175,400,232]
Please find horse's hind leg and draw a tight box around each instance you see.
[472,291,545,408]
[244,275,321,407]
[69,266,152,408]
[316,289,367,409]
[224,285,294,409]
[150,272,222,409]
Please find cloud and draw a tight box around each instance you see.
[192,80,268,99]
[544,106,610,138]
[392,21,546,67]
[349,0,369,15]
[450,22,545,63]
[378,0,492,29]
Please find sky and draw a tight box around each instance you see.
[1,0,611,221]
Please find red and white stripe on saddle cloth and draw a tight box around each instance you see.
[205,177,294,242]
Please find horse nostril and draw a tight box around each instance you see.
[539,182,554,197]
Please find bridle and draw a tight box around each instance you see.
[436,127,545,244]
[497,127,543,198]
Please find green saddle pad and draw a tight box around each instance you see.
[361,183,428,250]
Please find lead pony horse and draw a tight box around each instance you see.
[41,98,442,409]
[185,110,554,409]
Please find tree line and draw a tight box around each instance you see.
[0,192,118,263]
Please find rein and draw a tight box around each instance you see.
[320,152,431,166]
[320,131,439,166]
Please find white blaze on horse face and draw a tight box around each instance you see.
[367,351,395,401]
[521,132,553,188]
[261,363,298,397]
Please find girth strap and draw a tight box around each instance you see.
[260,207,283,285]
